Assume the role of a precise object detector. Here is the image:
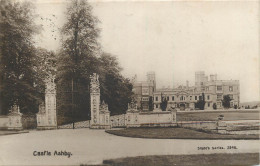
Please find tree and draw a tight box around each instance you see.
[222,95,232,109]
[195,93,205,110]
[56,0,100,124]
[35,48,57,79]
[98,53,133,115]
[160,95,168,111]
[0,0,41,114]
[33,48,57,103]
[57,1,133,124]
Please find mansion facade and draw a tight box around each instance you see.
[133,71,240,111]
[132,71,156,111]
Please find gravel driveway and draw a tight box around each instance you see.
[0,128,259,165]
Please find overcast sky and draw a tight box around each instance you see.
[33,0,259,102]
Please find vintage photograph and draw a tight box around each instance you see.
[0,0,259,165]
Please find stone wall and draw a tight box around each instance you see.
[127,110,177,128]
[177,120,260,135]
[110,114,126,127]
[227,130,260,135]
[0,116,9,129]
[217,120,260,134]
[177,121,217,131]
[110,110,177,128]
[177,109,260,121]
[139,111,176,124]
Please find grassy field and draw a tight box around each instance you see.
[177,110,260,121]
[102,153,259,166]
[106,127,259,139]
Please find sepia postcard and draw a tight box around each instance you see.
[0,0,259,165]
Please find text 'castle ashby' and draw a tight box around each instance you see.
[132,71,240,111]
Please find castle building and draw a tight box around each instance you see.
[132,71,156,111]
[153,71,240,110]
[132,71,239,111]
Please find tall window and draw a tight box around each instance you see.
[172,96,174,101]
[155,96,158,101]
[190,96,192,100]
[167,96,169,101]
[217,94,222,100]
[207,95,210,100]
[229,94,233,100]
[229,86,233,92]
[195,96,197,100]
[217,86,222,91]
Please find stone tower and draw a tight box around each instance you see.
[147,71,156,90]
[195,71,208,87]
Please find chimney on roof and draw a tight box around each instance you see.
[210,74,217,82]
[131,74,137,83]
[186,80,189,88]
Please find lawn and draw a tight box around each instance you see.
[177,110,260,121]
[102,153,259,166]
[106,127,259,139]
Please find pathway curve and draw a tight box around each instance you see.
[0,129,259,165]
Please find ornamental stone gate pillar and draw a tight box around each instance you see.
[90,73,111,129]
[37,77,57,129]
[90,73,100,127]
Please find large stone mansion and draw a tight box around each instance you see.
[132,71,240,111]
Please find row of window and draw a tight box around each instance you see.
[217,86,234,91]
[199,86,234,92]
[217,94,233,100]
[154,94,234,101]
[154,95,211,101]
[154,102,221,108]
[155,102,235,109]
